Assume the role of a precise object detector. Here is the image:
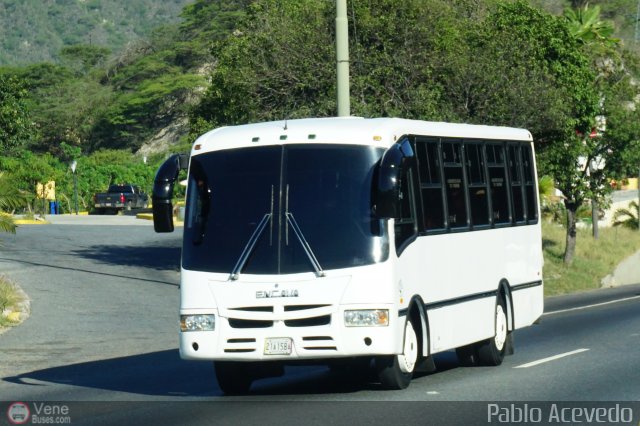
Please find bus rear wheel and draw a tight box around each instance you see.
[215,361,253,395]
[477,296,508,366]
[376,318,419,389]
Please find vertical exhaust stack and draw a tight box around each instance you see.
[336,0,350,117]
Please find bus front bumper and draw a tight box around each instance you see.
[179,305,400,361]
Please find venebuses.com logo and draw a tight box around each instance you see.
[6,402,72,425]
[6,402,30,425]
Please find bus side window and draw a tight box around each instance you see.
[442,141,468,229]
[415,139,445,231]
[395,168,417,255]
[465,142,490,227]
[522,145,538,223]
[486,143,510,225]
[508,145,526,223]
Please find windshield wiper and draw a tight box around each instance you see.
[286,212,325,277]
[229,186,274,281]
[229,213,272,281]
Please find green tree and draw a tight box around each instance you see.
[193,0,336,127]
[0,74,36,155]
[564,3,620,49]
[0,172,25,234]
[549,2,640,262]
[433,1,587,141]
[0,152,61,215]
[33,78,113,154]
[60,44,111,76]
[613,200,640,230]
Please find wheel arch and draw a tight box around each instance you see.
[406,295,430,358]
[498,279,514,332]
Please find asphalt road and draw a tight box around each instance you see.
[1,217,639,425]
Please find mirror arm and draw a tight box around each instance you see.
[376,139,414,219]
[152,154,188,233]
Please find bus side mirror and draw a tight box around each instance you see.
[375,139,414,219]
[153,154,188,233]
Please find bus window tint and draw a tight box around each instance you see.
[442,141,468,229]
[395,169,417,253]
[508,145,525,223]
[415,139,445,231]
[522,146,538,222]
[486,143,510,225]
[465,143,490,227]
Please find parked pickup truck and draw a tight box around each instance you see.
[94,184,149,214]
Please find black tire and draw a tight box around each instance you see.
[455,344,480,367]
[329,357,372,384]
[376,318,419,389]
[477,296,509,366]
[214,361,253,395]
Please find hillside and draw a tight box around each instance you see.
[0,0,191,65]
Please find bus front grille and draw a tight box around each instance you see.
[228,319,274,328]
[284,315,331,327]
[301,336,337,351]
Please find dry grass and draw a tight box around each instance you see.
[0,275,24,327]
[542,222,640,296]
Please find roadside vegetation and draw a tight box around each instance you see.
[613,200,640,230]
[542,222,640,296]
[0,275,26,328]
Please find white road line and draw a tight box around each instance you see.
[543,295,640,316]
[514,348,590,369]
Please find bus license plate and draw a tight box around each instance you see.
[264,338,292,355]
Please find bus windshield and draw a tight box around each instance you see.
[182,144,388,275]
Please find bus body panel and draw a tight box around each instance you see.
[512,285,544,329]
[173,117,543,370]
[395,225,543,354]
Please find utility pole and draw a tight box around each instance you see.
[336,0,350,117]
[71,160,78,215]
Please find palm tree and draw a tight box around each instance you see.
[612,200,640,230]
[564,4,620,49]
[0,172,25,234]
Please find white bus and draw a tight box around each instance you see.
[153,117,544,393]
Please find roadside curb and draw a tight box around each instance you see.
[14,212,90,225]
[14,219,49,225]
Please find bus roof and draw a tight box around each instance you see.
[191,117,533,155]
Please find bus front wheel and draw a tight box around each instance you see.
[376,318,418,389]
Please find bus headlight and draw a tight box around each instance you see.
[344,309,389,327]
[180,314,215,332]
